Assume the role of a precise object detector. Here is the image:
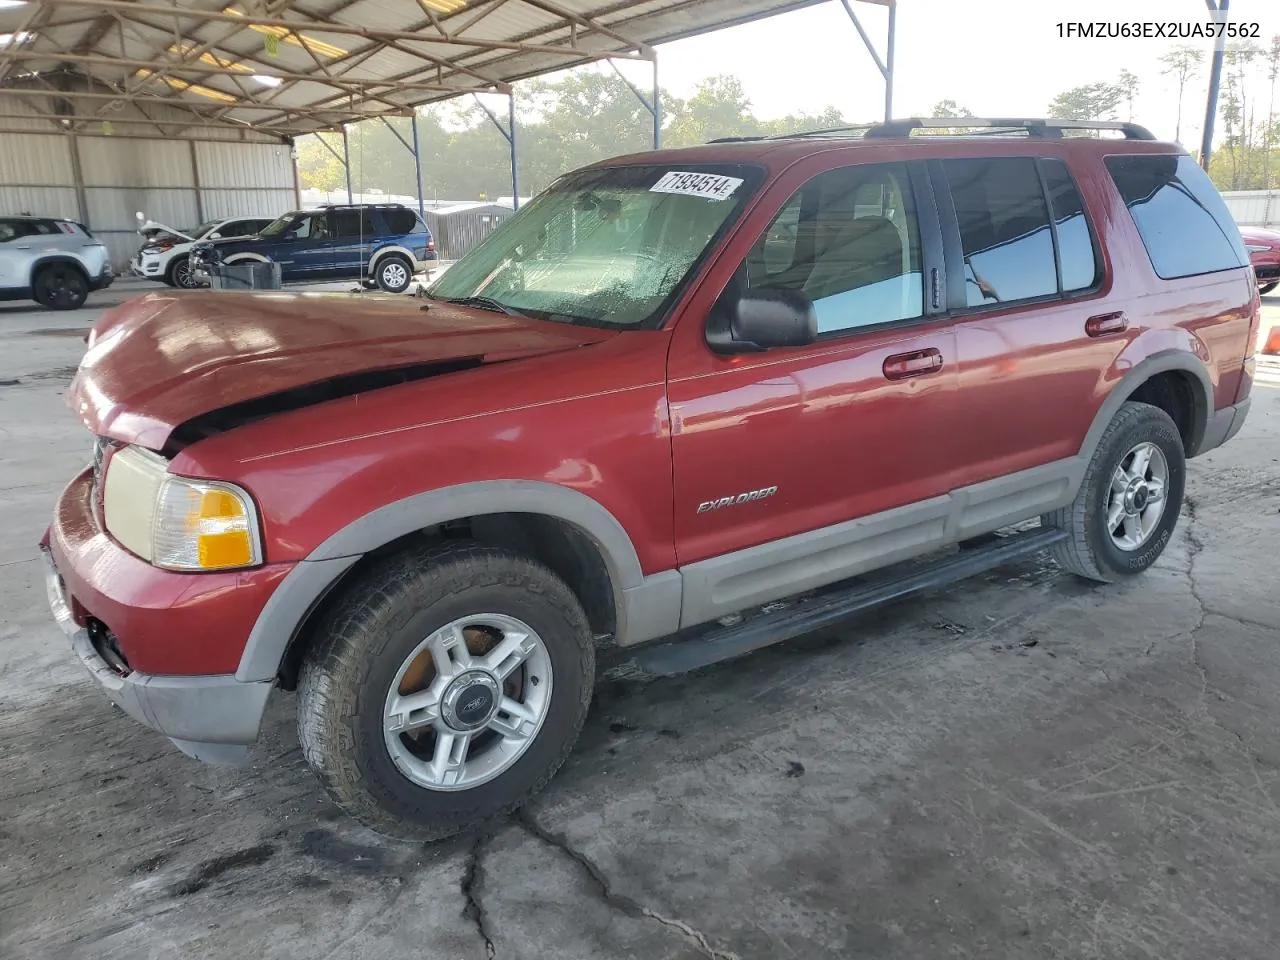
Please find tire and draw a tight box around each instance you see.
[1042,401,1185,583]
[1260,281,1278,296]
[374,255,413,293]
[297,542,594,840]
[33,263,89,310]
[165,255,200,289]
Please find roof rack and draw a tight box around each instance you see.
[708,118,1156,145]
[864,117,1156,140]
[317,202,409,209]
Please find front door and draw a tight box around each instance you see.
[667,159,960,626]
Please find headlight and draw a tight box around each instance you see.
[152,478,262,571]
[102,445,262,571]
[1246,244,1271,253]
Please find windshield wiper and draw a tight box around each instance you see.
[440,295,526,317]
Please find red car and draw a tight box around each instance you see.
[42,118,1258,839]
[1241,225,1280,295]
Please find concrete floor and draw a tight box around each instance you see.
[2,287,1279,960]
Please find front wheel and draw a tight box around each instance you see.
[33,263,89,310]
[374,255,413,293]
[166,255,201,289]
[1042,401,1185,582]
[297,543,594,840]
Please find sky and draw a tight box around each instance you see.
[607,0,1280,147]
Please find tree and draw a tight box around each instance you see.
[296,133,348,192]
[1160,45,1203,143]
[931,99,973,119]
[1265,34,1280,188]
[1047,83,1124,122]
[1117,69,1140,122]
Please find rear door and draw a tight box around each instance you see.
[327,208,374,276]
[937,155,1111,491]
[0,219,33,289]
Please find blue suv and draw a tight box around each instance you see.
[190,203,437,293]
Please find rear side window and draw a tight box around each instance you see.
[383,208,422,234]
[1105,154,1248,280]
[1040,159,1100,292]
[330,210,363,238]
[943,157,1058,306]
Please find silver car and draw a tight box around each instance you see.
[0,216,114,310]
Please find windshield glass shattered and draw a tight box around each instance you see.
[427,164,761,327]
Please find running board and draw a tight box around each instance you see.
[633,527,1069,677]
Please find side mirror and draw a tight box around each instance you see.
[706,285,818,354]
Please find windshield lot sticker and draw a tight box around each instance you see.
[650,171,744,201]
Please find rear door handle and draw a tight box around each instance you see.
[1085,311,1128,337]
[15,244,30,250]
[883,347,944,381]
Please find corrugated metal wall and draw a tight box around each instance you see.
[0,99,298,271]
[1222,191,1279,229]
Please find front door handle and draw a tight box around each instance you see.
[1085,311,1128,337]
[883,347,944,381]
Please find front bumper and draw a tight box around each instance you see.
[44,551,270,763]
[43,467,291,762]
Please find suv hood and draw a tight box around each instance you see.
[139,220,196,242]
[71,291,616,451]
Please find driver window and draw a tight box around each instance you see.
[742,162,923,335]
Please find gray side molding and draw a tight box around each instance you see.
[237,481,661,681]
[1077,349,1214,460]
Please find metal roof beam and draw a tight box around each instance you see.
[0,86,408,120]
[0,51,483,95]
[40,0,652,59]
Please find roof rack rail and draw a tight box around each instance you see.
[861,117,1156,140]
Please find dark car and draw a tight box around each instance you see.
[45,118,1257,840]
[190,203,437,293]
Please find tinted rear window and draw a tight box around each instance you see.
[1105,154,1247,280]
[383,208,422,234]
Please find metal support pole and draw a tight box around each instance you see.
[884,1,896,122]
[839,0,895,123]
[1200,0,1229,171]
[189,139,205,223]
[411,113,425,217]
[608,58,660,149]
[341,124,353,203]
[508,93,520,210]
[652,57,661,149]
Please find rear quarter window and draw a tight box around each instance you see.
[1104,154,1248,280]
[382,208,423,235]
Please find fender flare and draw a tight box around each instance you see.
[368,245,417,276]
[235,480,649,682]
[1077,349,1214,462]
[29,255,89,288]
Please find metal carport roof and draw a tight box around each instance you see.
[0,0,894,140]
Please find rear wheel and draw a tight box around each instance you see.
[1260,280,1278,296]
[297,543,594,840]
[374,255,413,293]
[1042,401,1185,582]
[33,263,89,310]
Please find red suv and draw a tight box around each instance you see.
[42,118,1258,839]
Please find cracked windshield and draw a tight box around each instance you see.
[427,165,758,326]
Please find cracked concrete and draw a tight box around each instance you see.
[2,294,1280,959]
